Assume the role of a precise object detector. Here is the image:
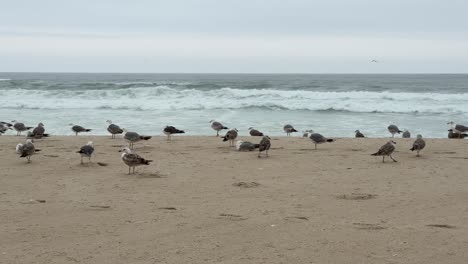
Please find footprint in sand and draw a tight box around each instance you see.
[336,193,378,200]
[232,182,260,188]
[427,224,456,229]
[217,213,247,221]
[285,216,309,221]
[353,223,386,230]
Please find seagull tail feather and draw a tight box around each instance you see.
[140,136,152,140]
[222,126,228,129]
[85,129,92,132]
[143,159,153,165]
[326,139,334,142]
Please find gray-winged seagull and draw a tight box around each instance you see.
[222,128,238,147]
[248,127,264,136]
[309,132,335,149]
[210,120,228,137]
[77,141,95,164]
[402,130,411,138]
[355,130,365,138]
[106,120,124,139]
[70,124,92,136]
[123,129,151,149]
[283,124,297,136]
[16,139,40,163]
[410,134,426,157]
[236,140,260,151]
[163,126,185,141]
[11,121,33,136]
[387,125,402,138]
[119,147,153,174]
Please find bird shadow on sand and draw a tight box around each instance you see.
[135,171,167,178]
[232,182,261,188]
[426,224,456,229]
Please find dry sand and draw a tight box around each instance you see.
[1,135,468,264]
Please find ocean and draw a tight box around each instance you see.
[1,73,467,138]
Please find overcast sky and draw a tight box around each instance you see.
[1,0,467,73]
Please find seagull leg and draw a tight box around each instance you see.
[382,156,385,163]
[416,150,420,157]
[128,166,131,174]
[133,167,136,174]
[315,144,317,150]
[390,155,397,162]
[81,156,83,164]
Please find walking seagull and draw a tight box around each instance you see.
[210,120,228,137]
[70,124,92,136]
[410,134,426,157]
[371,140,397,163]
[123,130,151,149]
[119,147,152,174]
[283,124,298,136]
[29,123,49,139]
[77,141,95,164]
[258,136,271,158]
[163,126,185,141]
[447,121,468,138]
[402,130,411,138]
[11,121,33,136]
[309,132,334,149]
[355,130,365,138]
[236,140,260,151]
[16,139,40,163]
[248,127,264,136]
[222,128,238,147]
[387,125,402,138]
[106,120,124,139]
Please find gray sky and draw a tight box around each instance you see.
[1,0,467,73]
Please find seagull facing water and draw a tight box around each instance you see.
[119,147,153,174]
[163,126,185,141]
[309,132,335,149]
[123,129,152,149]
[371,140,397,163]
[410,134,426,157]
[16,139,40,163]
[106,120,124,139]
[77,141,95,164]
[210,120,228,137]
[70,124,92,136]
[283,124,297,136]
[12,121,33,136]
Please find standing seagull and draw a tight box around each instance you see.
[163,126,185,141]
[258,136,271,158]
[29,123,49,138]
[77,141,95,164]
[283,124,298,136]
[16,139,40,163]
[410,134,426,157]
[447,121,468,138]
[210,120,228,137]
[11,121,33,136]
[236,140,260,151]
[119,147,152,174]
[355,130,365,138]
[106,120,124,139]
[70,124,92,136]
[371,140,397,163]
[387,125,402,138]
[309,132,334,150]
[0,122,12,135]
[248,127,264,136]
[402,130,411,138]
[222,128,238,147]
[123,130,152,149]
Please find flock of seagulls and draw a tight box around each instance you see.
[1,119,467,169]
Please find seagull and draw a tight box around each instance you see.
[11,121,33,136]
[248,127,264,136]
[258,136,271,158]
[29,123,49,139]
[0,122,12,135]
[210,120,228,137]
[309,132,335,149]
[302,129,313,138]
[222,128,238,147]
[123,129,151,149]
[77,141,95,164]
[371,140,397,163]
[236,140,260,151]
[448,129,468,139]
[16,139,40,163]
[447,121,468,138]
[163,126,185,141]
[402,130,411,138]
[69,124,92,136]
[119,147,153,174]
[283,124,298,136]
[355,130,365,138]
[410,134,426,157]
[387,125,402,138]
[106,120,124,139]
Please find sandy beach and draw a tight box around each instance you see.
[1,135,467,264]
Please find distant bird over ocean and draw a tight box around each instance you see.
[222,128,238,147]
[120,147,152,174]
[248,127,264,136]
[402,130,411,138]
[123,130,151,149]
[77,141,95,164]
[447,121,468,138]
[210,120,228,137]
[258,136,271,158]
[16,139,40,163]
[410,134,426,157]
[355,130,365,138]
[163,126,185,141]
[371,140,397,163]
[309,132,334,149]
[448,129,468,139]
[29,123,49,139]
[387,125,402,138]
[106,120,124,139]
[70,124,92,136]
[283,124,297,136]
[12,121,33,136]
[236,140,260,151]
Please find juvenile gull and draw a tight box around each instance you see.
[119,147,152,174]
[11,121,33,136]
[448,129,467,139]
[402,130,411,138]
[258,136,271,158]
[355,130,365,138]
[70,124,92,136]
[106,120,124,139]
[309,132,335,150]
[283,124,298,136]
[387,125,402,138]
[123,130,152,149]
[77,141,95,164]
[248,127,264,136]
[447,121,468,138]
[222,128,238,147]
[210,120,228,137]
[371,140,397,163]
[16,139,40,163]
[410,134,426,157]
[29,123,49,139]
[236,140,260,151]
[163,126,185,141]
